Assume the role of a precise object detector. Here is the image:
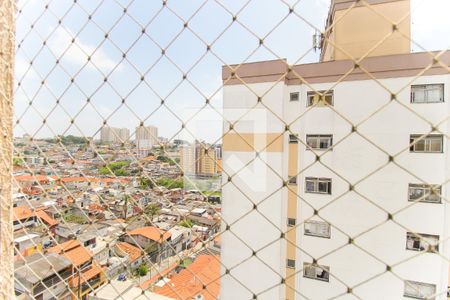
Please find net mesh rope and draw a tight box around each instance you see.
[3,0,449,299]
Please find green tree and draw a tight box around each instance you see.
[13,157,24,166]
[156,177,184,189]
[138,264,148,276]
[139,177,154,189]
[179,219,193,228]
[63,213,87,224]
[145,204,160,223]
[99,161,129,176]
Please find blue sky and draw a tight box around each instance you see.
[14,0,450,143]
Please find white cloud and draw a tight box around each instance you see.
[48,27,121,74]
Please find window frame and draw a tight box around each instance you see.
[404,280,436,300]
[409,135,443,153]
[289,92,300,102]
[303,263,330,282]
[408,184,441,204]
[288,176,297,185]
[411,84,444,103]
[306,134,333,150]
[289,134,299,144]
[286,259,296,269]
[307,90,334,107]
[287,218,296,227]
[305,177,332,194]
[406,232,439,252]
[304,220,331,238]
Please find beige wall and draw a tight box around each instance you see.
[322,0,411,61]
[285,143,298,300]
[222,133,284,152]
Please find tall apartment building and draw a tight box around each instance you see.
[221,0,450,299]
[179,142,221,177]
[135,125,158,149]
[100,126,130,143]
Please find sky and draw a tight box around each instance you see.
[14,0,450,143]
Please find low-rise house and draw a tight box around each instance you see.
[54,223,83,242]
[14,233,41,258]
[13,206,36,231]
[14,253,72,300]
[124,226,172,262]
[35,208,59,232]
[47,240,106,300]
[114,242,144,270]
[168,226,192,254]
[89,238,110,266]
[68,263,106,300]
[154,255,220,300]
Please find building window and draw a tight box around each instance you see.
[288,176,297,185]
[307,90,333,106]
[408,184,441,203]
[406,232,439,252]
[289,134,299,144]
[304,220,331,238]
[411,84,444,103]
[306,135,333,150]
[410,135,443,153]
[290,92,299,102]
[305,177,332,194]
[404,280,436,299]
[287,259,296,269]
[303,263,330,282]
[287,218,296,227]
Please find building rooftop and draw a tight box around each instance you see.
[128,226,172,243]
[47,240,93,267]
[15,253,72,285]
[13,205,34,221]
[155,255,220,300]
[115,242,142,262]
[222,50,450,85]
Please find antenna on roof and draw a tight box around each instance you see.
[312,30,322,52]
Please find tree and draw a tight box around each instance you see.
[156,177,184,189]
[139,177,154,189]
[145,204,160,222]
[13,157,24,166]
[179,219,193,228]
[99,161,129,176]
[138,264,148,276]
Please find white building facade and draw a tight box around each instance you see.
[221,52,450,300]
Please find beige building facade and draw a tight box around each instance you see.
[100,126,130,144]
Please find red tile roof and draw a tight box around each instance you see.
[35,209,59,227]
[128,226,172,243]
[69,263,104,287]
[14,175,52,183]
[48,240,93,267]
[155,255,220,300]
[13,206,34,221]
[115,242,143,262]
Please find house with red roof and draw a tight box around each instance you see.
[124,226,172,262]
[154,255,220,300]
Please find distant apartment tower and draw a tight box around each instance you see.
[100,126,130,143]
[179,142,221,177]
[221,1,450,299]
[135,125,158,149]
